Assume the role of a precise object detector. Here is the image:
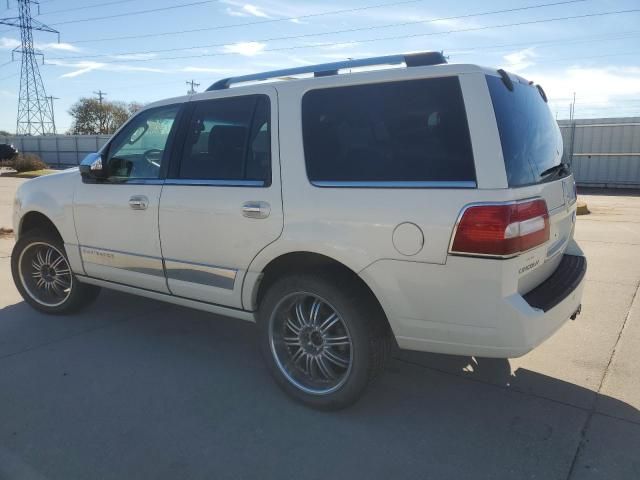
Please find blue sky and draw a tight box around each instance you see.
[0,0,639,133]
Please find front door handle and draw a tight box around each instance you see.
[242,201,270,219]
[129,195,149,210]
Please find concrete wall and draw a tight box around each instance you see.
[0,135,111,167]
[559,117,640,188]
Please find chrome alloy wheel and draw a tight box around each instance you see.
[18,242,73,308]
[269,292,353,395]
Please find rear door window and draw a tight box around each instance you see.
[486,75,565,187]
[302,77,475,185]
[177,95,271,185]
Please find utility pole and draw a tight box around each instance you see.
[45,95,59,134]
[570,92,576,121]
[93,90,107,134]
[93,90,107,105]
[0,0,60,135]
[186,80,199,95]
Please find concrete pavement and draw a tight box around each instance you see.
[0,182,639,479]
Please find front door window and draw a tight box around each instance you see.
[105,105,180,181]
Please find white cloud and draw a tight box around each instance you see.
[47,59,164,78]
[0,37,80,52]
[530,66,640,107]
[319,42,361,51]
[181,66,235,73]
[225,6,248,17]
[39,42,80,52]
[502,48,537,72]
[243,4,270,18]
[111,53,158,60]
[223,2,272,18]
[222,41,266,57]
[0,37,20,49]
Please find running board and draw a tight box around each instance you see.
[76,275,256,323]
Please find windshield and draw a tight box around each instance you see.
[486,74,565,187]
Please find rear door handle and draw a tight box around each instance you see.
[129,195,149,210]
[242,201,270,219]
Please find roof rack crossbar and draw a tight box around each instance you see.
[207,51,446,91]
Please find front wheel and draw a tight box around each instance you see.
[11,231,100,314]
[258,273,390,410]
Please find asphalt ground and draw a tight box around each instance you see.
[1,177,639,479]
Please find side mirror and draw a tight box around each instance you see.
[79,152,106,182]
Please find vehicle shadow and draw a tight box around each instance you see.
[1,291,636,425]
[393,348,638,423]
[1,294,639,480]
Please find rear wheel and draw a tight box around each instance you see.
[258,273,390,410]
[11,231,100,314]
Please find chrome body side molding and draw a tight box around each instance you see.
[80,246,237,291]
[311,180,477,189]
[76,275,256,322]
[164,259,237,290]
[80,246,165,277]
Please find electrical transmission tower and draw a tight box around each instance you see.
[0,0,59,135]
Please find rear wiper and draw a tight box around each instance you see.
[540,162,570,179]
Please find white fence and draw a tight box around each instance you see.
[0,135,111,167]
[3,117,640,188]
[559,117,640,188]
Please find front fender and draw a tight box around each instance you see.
[14,169,80,244]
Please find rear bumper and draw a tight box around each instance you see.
[359,245,587,358]
[523,254,586,312]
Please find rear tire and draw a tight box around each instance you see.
[258,272,390,410]
[11,231,101,314]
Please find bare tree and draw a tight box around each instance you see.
[68,98,144,134]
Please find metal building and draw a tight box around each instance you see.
[559,117,640,188]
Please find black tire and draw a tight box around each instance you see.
[257,271,390,410]
[11,230,101,314]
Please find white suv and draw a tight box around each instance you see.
[11,52,585,409]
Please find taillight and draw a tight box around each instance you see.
[450,199,549,257]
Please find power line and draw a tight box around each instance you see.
[450,30,640,55]
[48,0,221,26]
[62,0,590,45]
[49,7,640,65]
[38,0,139,16]
[46,0,599,62]
[538,50,640,64]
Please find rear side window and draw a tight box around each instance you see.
[178,95,271,185]
[302,77,475,185]
[486,75,564,187]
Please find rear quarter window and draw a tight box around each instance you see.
[486,75,564,187]
[302,77,475,185]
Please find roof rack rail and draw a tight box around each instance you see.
[207,51,446,91]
